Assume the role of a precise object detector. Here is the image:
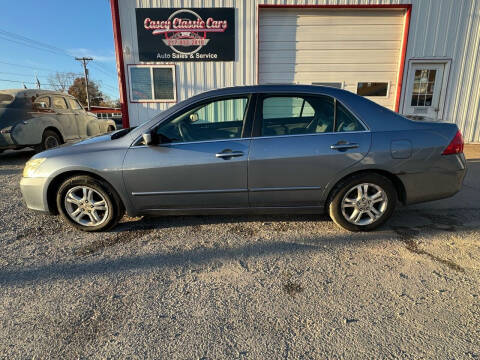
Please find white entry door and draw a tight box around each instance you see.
[403,63,445,120]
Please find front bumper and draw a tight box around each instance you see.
[20,177,51,213]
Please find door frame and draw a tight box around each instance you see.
[401,58,452,120]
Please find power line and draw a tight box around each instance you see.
[0,60,57,72]
[0,28,119,81]
[0,78,53,87]
[0,71,82,79]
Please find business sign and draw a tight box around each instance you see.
[136,8,235,62]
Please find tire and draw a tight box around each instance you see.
[107,126,115,132]
[328,173,397,232]
[56,175,124,232]
[37,130,62,152]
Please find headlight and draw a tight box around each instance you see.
[23,158,46,178]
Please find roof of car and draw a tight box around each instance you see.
[1,88,73,97]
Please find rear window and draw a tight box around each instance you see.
[0,93,14,107]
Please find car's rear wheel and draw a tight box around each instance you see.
[107,126,115,132]
[56,175,124,232]
[328,173,397,231]
[38,130,62,151]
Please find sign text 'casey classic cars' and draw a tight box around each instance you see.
[136,8,235,61]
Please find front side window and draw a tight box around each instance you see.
[155,97,249,143]
[52,96,68,110]
[68,98,82,110]
[261,96,334,136]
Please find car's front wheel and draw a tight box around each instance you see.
[37,130,62,152]
[328,173,397,231]
[56,175,124,231]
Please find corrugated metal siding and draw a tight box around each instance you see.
[118,0,480,142]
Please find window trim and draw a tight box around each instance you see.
[355,81,390,98]
[253,93,368,139]
[127,64,176,103]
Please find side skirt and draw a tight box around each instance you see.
[140,206,325,216]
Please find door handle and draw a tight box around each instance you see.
[330,143,359,150]
[215,150,244,159]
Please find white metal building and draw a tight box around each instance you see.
[110,0,480,142]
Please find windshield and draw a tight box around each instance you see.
[0,93,14,107]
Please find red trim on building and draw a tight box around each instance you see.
[110,0,130,128]
[256,4,412,113]
[395,5,412,113]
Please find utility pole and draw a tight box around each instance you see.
[75,57,93,110]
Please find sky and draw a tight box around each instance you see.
[0,0,119,99]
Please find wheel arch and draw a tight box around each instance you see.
[46,170,126,215]
[324,169,407,211]
[43,126,64,144]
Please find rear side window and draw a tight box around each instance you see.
[335,102,365,132]
[34,96,50,107]
[52,96,68,110]
[261,96,334,136]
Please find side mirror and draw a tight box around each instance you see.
[142,132,153,145]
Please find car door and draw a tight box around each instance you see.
[52,96,78,140]
[123,95,255,211]
[66,97,87,137]
[248,94,371,207]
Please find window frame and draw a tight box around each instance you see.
[253,93,368,139]
[128,64,177,103]
[133,94,256,147]
[355,81,390,98]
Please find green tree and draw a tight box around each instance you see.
[68,77,104,107]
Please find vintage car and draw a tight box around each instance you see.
[0,89,116,152]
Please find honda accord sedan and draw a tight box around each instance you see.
[20,85,467,232]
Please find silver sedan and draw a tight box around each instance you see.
[19,85,467,232]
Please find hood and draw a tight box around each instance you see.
[32,128,134,160]
[71,132,114,146]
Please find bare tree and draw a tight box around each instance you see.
[48,72,77,93]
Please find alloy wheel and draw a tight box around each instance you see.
[64,186,109,227]
[341,183,388,226]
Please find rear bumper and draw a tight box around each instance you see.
[19,177,51,213]
[399,153,467,205]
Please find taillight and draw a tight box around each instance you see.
[442,130,464,155]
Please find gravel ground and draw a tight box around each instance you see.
[0,148,479,359]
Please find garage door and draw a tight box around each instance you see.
[258,8,406,110]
